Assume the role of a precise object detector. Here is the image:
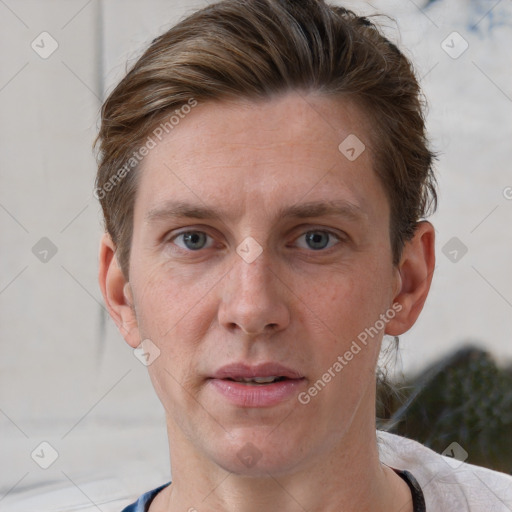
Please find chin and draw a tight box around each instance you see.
[207,429,309,477]
[216,451,303,478]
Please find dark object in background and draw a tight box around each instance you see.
[378,345,512,474]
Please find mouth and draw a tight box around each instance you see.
[223,376,291,385]
[210,361,304,381]
[207,362,305,407]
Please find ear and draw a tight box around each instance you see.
[385,221,435,336]
[98,233,140,348]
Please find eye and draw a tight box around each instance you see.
[295,230,341,251]
[171,231,214,251]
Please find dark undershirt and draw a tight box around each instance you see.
[122,468,426,512]
[394,469,427,512]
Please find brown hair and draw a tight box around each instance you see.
[94,0,437,278]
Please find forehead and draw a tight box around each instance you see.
[134,92,387,224]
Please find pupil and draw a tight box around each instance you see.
[306,232,328,250]
[184,232,205,250]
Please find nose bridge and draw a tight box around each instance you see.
[232,247,275,307]
[219,246,289,335]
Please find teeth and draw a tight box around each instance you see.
[234,376,280,384]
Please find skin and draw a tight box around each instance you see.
[99,91,435,512]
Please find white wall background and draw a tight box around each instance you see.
[1,0,511,509]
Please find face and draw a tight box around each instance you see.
[109,92,410,475]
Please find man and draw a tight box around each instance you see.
[95,1,512,510]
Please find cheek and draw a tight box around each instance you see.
[298,265,390,408]
[299,262,394,407]
[132,258,222,338]
[133,266,210,408]
[130,260,227,405]
[304,261,391,342]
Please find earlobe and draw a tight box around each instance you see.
[385,221,435,336]
[98,233,140,347]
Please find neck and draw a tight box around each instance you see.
[151,410,412,512]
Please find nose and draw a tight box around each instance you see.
[218,248,290,337]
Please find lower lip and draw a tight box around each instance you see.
[208,378,305,407]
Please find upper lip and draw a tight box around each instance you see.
[210,362,304,380]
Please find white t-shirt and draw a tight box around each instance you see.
[4,431,511,511]
[378,431,512,511]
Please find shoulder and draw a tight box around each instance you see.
[378,430,512,512]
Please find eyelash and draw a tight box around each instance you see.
[167,229,344,254]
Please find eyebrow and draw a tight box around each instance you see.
[145,199,366,224]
